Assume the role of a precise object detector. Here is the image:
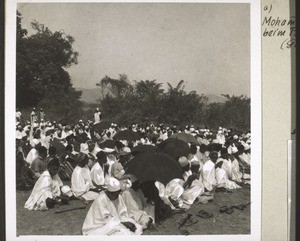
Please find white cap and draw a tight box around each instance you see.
[80,143,89,154]
[61,185,73,197]
[105,178,121,192]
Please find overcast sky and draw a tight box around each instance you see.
[17,2,250,96]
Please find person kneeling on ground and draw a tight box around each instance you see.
[24,157,71,210]
[71,152,101,203]
[121,176,154,229]
[82,177,143,235]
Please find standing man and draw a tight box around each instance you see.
[94,108,101,124]
[39,108,45,123]
[30,108,38,126]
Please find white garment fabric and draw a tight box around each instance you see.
[215,167,240,189]
[82,192,142,235]
[239,153,251,166]
[91,162,106,186]
[201,160,217,191]
[231,158,243,182]
[71,165,99,201]
[122,189,152,228]
[24,170,63,210]
[94,112,101,124]
[155,177,203,208]
[25,148,38,166]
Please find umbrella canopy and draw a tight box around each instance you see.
[50,138,66,156]
[158,138,191,161]
[125,152,183,185]
[207,143,223,152]
[114,130,141,142]
[93,120,111,133]
[169,133,199,145]
[98,139,118,149]
[131,144,157,157]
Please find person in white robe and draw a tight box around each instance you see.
[71,153,100,201]
[228,154,243,182]
[201,152,217,192]
[121,176,154,228]
[24,158,68,210]
[91,151,110,187]
[25,139,40,166]
[215,151,240,190]
[82,177,143,235]
[155,157,204,209]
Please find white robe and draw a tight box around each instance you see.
[121,189,153,228]
[25,148,38,166]
[90,162,107,186]
[24,170,63,210]
[231,158,243,182]
[215,167,240,189]
[82,192,142,235]
[71,165,99,201]
[155,176,203,208]
[201,160,217,192]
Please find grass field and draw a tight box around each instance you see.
[16,185,250,236]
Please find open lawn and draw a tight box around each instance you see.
[17,185,250,236]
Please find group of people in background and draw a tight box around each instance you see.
[15,107,251,235]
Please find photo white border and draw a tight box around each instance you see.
[5,0,261,240]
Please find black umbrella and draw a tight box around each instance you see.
[125,152,183,185]
[131,144,157,157]
[158,138,191,161]
[93,120,111,133]
[98,139,118,149]
[114,130,140,142]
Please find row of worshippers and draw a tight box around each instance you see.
[22,138,248,235]
[16,119,251,191]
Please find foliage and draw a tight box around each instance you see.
[95,76,250,131]
[16,11,82,121]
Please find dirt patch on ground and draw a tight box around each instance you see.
[17,186,250,236]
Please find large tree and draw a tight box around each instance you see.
[16,11,82,121]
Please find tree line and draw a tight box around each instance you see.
[16,11,250,131]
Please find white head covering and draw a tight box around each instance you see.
[61,185,73,197]
[80,143,89,154]
[101,147,115,153]
[106,178,121,192]
[31,139,40,147]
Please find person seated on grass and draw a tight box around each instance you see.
[65,144,78,168]
[228,153,243,183]
[111,149,132,190]
[235,145,251,181]
[24,158,70,210]
[140,181,173,223]
[30,145,48,180]
[16,138,35,190]
[121,175,154,229]
[91,151,110,189]
[82,177,143,235]
[215,149,240,190]
[155,156,204,210]
[71,152,101,202]
[200,151,217,197]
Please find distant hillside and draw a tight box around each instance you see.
[77,88,227,104]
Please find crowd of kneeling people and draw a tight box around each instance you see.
[16,119,251,235]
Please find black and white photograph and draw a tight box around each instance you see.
[5,0,261,240]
